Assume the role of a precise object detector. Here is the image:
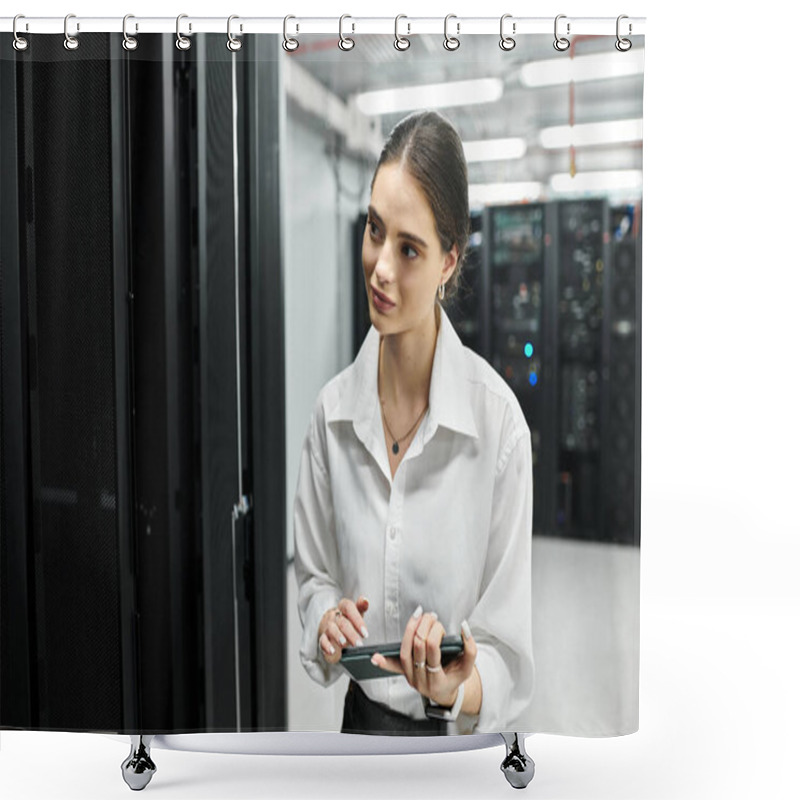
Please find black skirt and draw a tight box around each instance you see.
[340,679,449,736]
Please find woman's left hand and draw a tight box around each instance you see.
[370,605,476,707]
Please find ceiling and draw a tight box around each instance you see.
[289,33,644,195]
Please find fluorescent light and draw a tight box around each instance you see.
[462,138,527,163]
[469,182,543,206]
[354,78,503,116]
[550,170,642,194]
[540,119,643,149]
[520,50,645,88]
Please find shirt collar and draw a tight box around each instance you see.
[327,306,479,442]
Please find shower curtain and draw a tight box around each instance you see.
[0,21,644,739]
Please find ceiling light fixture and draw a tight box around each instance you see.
[354,78,504,115]
[540,119,643,149]
[520,50,645,88]
[462,138,527,162]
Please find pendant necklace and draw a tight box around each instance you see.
[378,338,428,455]
[380,400,428,455]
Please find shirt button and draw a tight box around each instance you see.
[389,526,397,540]
[386,601,396,616]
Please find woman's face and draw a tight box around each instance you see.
[362,162,457,336]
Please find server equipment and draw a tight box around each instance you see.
[1,34,287,733]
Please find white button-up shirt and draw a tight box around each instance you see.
[293,307,534,733]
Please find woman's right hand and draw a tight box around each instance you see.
[318,596,370,664]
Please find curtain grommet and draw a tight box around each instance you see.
[176,13,191,51]
[500,14,516,51]
[394,14,410,51]
[339,14,355,51]
[63,13,79,51]
[283,15,299,52]
[122,14,138,51]
[444,14,460,51]
[227,15,243,52]
[554,14,570,51]
[12,14,29,51]
[615,15,632,51]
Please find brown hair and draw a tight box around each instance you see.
[370,110,470,306]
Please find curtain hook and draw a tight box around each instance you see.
[554,14,570,51]
[227,15,243,51]
[176,13,191,50]
[12,14,28,51]
[122,14,138,51]
[339,14,355,51]
[64,13,79,51]
[394,14,410,51]
[499,14,516,51]
[283,15,299,52]
[615,15,632,51]
[444,13,460,51]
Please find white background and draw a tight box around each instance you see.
[2,1,799,798]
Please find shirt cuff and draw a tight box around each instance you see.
[472,643,512,733]
[298,589,346,687]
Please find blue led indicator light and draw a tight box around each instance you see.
[524,342,534,358]
[528,372,538,387]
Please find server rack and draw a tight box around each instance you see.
[484,203,557,539]
[0,34,287,733]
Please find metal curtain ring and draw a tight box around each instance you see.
[616,15,632,51]
[499,14,515,51]
[176,13,191,50]
[554,14,570,51]
[444,14,460,51]
[12,14,28,51]
[339,14,355,51]
[394,14,410,51]
[227,15,242,52]
[283,15,299,51]
[63,13,79,51]
[122,14,138,51]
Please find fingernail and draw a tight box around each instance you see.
[356,639,364,647]
[339,635,346,646]
[431,612,438,621]
[371,654,379,665]
[413,604,423,618]
[361,626,369,638]
[461,619,472,639]
[328,645,336,655]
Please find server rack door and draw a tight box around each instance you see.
[486,204,552,537]
[1,34,134,731]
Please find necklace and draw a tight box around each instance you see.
[380,400,428,455]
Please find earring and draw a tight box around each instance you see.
[439,282,446,301]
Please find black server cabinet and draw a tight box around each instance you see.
[551,199,611,542]
[1,34,287,733]
[485,199,641,545]
[603,205,642,546]
[485,204,557,538]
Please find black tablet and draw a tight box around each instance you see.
[340,634,464,680]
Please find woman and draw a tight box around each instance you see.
[293,110,534,735]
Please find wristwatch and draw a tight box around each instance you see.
[423,682,465,721]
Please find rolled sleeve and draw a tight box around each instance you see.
[470,425,535,733]
[293,408,346,687]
